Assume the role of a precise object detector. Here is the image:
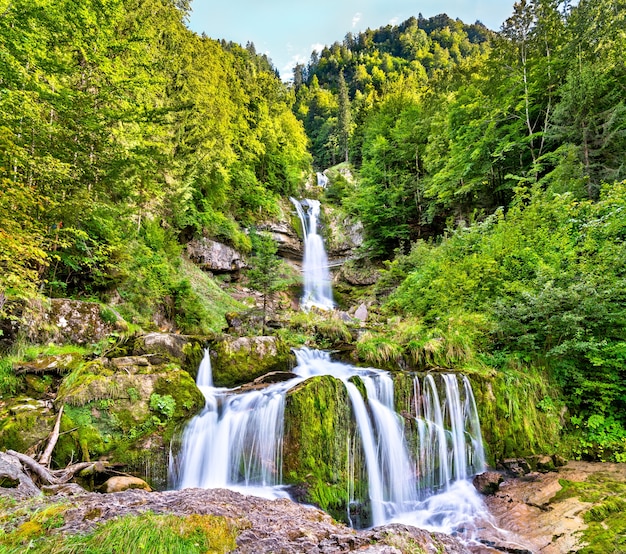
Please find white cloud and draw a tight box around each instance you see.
[310,43,325,55]
[352,12,362,28]
[389,17,399,25]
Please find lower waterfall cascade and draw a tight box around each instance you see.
[170,347,490,536]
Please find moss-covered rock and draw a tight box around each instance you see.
[211,336,292,388]
[283,375,354,522]
[22,298,123,345]
[470,368,565,465]
[53,356,204,487]
[133,333,207,374]
[0,397,56,454]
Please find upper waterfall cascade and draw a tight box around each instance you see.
[171,348,487,533]
[290,197,334,311]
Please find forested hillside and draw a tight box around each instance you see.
[0,0,310,331]
[296,0,626,461]
[1,0,626,466]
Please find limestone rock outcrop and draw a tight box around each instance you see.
[186,238,246,273]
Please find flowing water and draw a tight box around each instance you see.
[290,197,334,311]
[171,348,489,534]
[171,198,493,541]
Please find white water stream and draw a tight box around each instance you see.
[290,198,334,311]
[171,348,489,533]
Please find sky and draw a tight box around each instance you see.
[187,1,519,80]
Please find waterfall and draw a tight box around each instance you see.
[316,172,329,188]
[290,198,334,311]
[171,347,487,532]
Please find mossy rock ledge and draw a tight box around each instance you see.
[283,374,360,524]
[211,336,293,388]
[52,355,204,489]
[132,332,208,376]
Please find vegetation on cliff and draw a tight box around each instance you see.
[0,0,625,510]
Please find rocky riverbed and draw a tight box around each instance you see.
[473,461,626,553]
[1,460,625,553]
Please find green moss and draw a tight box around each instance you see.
[153,370,204,421]
[283,375,354,521]
[53,363,203,472]
[181,341,205,377]
[471,365,565,464]
[551,475,626,553]
[0,399,56,453]
[212,337,292,388]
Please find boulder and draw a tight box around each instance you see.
[212,336,292,388]
[132,333,206,374]
[497,458,532,477]
[24,299,119,345]
[473,471,504,495]
[528,455,556,472]
[187,238,246,273]
[100,476,152,493]
[354,303,368,322]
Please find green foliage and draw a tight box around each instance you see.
[149,393,177,420]
[383,183,626,460]
[0,0,310,324]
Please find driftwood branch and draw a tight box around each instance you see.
[6,450,105,486]
[39,405,64,467]
[7,450,56,485]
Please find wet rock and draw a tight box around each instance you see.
[480,461,626,553]
[497,458,531,477]
[187,238,246,273]
[100,476,152,493]
[25,487,469,553]
[212,336,292,388]
[473,471,504,495]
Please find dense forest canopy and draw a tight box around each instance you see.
[0,0,310,328]
[0,0,625,463]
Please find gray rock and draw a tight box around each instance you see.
[24,299,117,345]
[29,488,469,553]
[187,238,246,272]
[258,221,303,260]
[354,303,368,322]
[473,471,504,495]
[0,452,40,497]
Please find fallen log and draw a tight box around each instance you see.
[38,405,64,467]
